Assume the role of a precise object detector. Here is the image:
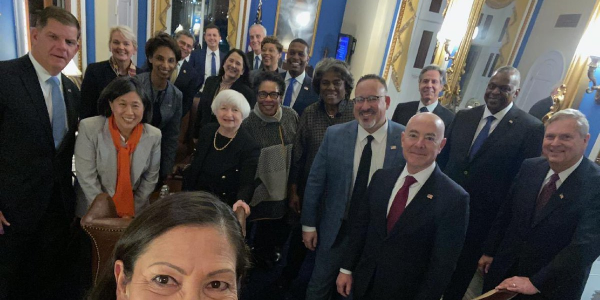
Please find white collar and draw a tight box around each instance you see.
[285,70,306,84]
[482,102,513,121]
[418,100,439,113]
[399,161,437,186]
[29,52,61,84]
[357,119,388,144]
[549,156,584,183]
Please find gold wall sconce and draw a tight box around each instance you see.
[585,56,600,103]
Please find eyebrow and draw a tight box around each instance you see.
[149,262,187,275]
[207,269,236,277]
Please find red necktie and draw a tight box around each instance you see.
[387,175,417,233]
[535,173,559,214]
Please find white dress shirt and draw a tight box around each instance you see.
[28,52,67,129]
[417,100,439,113]
[471,102,513,146]
[254,53,262,68]
[540,156,583,194]
[204,48,220,81]
[284,71,306,108]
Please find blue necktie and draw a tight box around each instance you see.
[469,115,495,160]
[283,77,296,107]
[48,76,67,148]
[254,56,260,70]
[211,52,217,76]
[419,106,429,113]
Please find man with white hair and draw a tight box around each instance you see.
[247,24,267,70]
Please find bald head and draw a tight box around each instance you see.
[401,113,447,174]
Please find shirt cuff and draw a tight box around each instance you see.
[340,268,352,275]
[302,225,316,232]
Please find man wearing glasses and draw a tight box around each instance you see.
[173,30,201,116]
[301,74,406,300]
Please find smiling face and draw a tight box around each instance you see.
[257,80,281,117]
[149,46,177,81]
[115,225,238,300]
[249,25,265,54]
[30,18,79,76]
[353,79,390,133]
[484,71,519,114]
[319,71,346,106]
[261,43,281,71]
[216,102,243,132]
[108,91,144,138]
[176,35,194,60]
[543,118,589,173]
[204,28,221,51]
[223,52,244,82]
[110,30,136,64]
[418,70,443,106]
[286,42,308,77]
[401,113,446,174]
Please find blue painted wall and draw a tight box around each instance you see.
[514,0,544,67]
[137,0,148,67]
[0,0,18,61]
[248,0,348,66]
[85,0,96,64]
[578,67,600,156]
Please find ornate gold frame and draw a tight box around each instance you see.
[273,0,323,56]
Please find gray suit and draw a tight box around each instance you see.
[74,116,162,217]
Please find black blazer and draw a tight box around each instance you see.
[279,71,319,116]
[192,76,256,138]
[528,96,553,121]
[482,157,600,300]
[343,166,469,300]
[246,51,262,70]
[188,48,226,88]
[392,100,455,128]
[174,60,201,116]
[80,60,142,119]
[0,55,80,232]
[182,123,259,205]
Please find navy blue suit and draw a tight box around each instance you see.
[188,48,226,88]
[482,157,600,300]
[392,100,455,129]
[173,60,201,116]
[280,71,319,116]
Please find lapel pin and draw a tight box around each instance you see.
[183,70,187,74]
[304,86,309,90]
[391,145,397,150]
[427,194,433,199]
[67,89,72,93]
[559,194,564,199]
[509,120,514,124]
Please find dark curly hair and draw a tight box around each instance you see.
[144,32,182,70]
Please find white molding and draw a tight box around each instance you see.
[13,0,29,56]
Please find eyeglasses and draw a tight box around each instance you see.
[257,91,281,100]
[352,95,384,103]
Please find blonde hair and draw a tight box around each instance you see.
[109,26,138,50]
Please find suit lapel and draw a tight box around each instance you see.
[470,106,517,162]
[131,126,152,185]
[57,74,78,153]
[343,122,359,196]
[20,57,53,145]
[383,122,402,168]
[460,107,484,160]
[377,167,403,239]
[99,120,118,187]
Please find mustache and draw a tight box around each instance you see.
[359,109,376,116]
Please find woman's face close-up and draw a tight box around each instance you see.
[223,52,244,82]
[109,91,144,135]
[115,225,238,300]
[216,102,244,132]
[149,46,177,81]
[110,31,136,63]
[319,70,346,106]
[257,81,281,117]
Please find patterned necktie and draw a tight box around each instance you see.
[469,115,496,160]
[419,106,429,113]
[283,77,296,107]
[536,173,560,214]
[345,135,374,219]
[254,56,260,70]
[211,52,217,76]
[387,175,417,233]
[47,76,67,148]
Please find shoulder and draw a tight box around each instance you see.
[79,116,107,134]
[86,60,109,71]
[389,120,406,131]
[396,101,419,109]
[0,56,31,77]
[282,106,299,120]
[455,105,483,120]
[143,123,162,139]
[328,120,357,134]
[237,127,260,149]
[511,106,543,127]
[432,167,469,198]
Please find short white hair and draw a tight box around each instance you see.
[547,108,589,137]
[249,24,267,36]
[211,90,251,120]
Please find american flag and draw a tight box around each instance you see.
[254,0,263,24]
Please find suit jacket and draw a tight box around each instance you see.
[174,60,201,117]
[482,157,600,299]
[0,55,80,233]
[343,165,469,300]
[438,105,544,241]
[301,120,406,250]
[279,71,319,116]
[246,51,262,70]
[135,72,183,178]
[74,116,161,217]
[188,48,226,88]
[528,96,553,121]
[80,60,142,119]
[392,100,455,128]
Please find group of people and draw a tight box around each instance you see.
[0,5,599,300]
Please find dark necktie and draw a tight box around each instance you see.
[419,106,428,113]
[254,56,260,70]
[211,52,217,76]
[535,173,559,214]
[469,115,496,160]
[283,77,296,107]
[345,135,374,219]
[48,76,67,148]
[387,175,417,233]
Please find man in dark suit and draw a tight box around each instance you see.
[173,30,201,116]
[246,23,266,70]
[478,109,600,300]
[301,75,406,300]
[280,38,318,116]
[188,24,226,89]
[392,64,454,128]
[0,7,80,299]
[440,66,545,300]
[336,113,469,300]
[528,86,560,121]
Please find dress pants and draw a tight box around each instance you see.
[306,221,351,300]
[0,189,72,300]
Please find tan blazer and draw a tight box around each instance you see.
[75,116,161,217]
